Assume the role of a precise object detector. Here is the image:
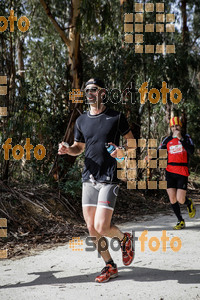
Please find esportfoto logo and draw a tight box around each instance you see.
[117,138,167,190]
[124,2,175,54]
[69,230,182,257]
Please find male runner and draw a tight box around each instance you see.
[58,78,135,283]
[158,117,196,229]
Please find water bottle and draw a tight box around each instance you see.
[105,143,125,163]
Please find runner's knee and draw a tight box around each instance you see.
[168,196,177,204]
[94,223,109,236]
[177,197,185,204]
[86,223,96,234]
[170,199,177,204]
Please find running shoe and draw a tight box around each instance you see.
[95,263,118,283]
[187,198,196,218]
[173,220,185,230]
[121,232,134,266]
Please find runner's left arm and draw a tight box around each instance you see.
[118,113,135,150]
[123,130,135,151]
[180,134,194,155]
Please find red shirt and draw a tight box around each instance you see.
[159,134,194,177]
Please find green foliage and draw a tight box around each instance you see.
[58,159,83,199]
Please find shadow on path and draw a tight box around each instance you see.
[1,266,200,289]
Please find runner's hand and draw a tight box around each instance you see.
[108,142,124,159]
[58,142,70,155]
[173,130,182,139]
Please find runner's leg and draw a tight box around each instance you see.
[167,188,184,222]
[94,207,124,240]
[94,183,124,240]
[177,189,196,218]
[167,188,177,204]
[176,189,187,204]
[82,181,113,262]
[82,206,113,262]
[94,183,134,266]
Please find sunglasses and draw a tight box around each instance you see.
[85,87,99,93]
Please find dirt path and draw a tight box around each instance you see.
[0,205,200,300]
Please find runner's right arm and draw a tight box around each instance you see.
[58,141,85,156]
[58,116,86,156]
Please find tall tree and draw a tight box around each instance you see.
[39,0,82,89]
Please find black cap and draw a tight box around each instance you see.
[85,78,105,88]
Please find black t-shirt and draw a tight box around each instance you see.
[74,107,131,183]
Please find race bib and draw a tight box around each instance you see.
[169,144,183,154]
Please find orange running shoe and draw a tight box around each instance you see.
[95,264,118,283]
[121,232,134,266]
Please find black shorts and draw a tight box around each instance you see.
[166,170,188,190]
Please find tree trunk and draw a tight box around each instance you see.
[39,0,83,178]
[17,37,25,80]
[181,0,189,44]
[1,33,16,182]
[39,0,82,89]
[68,0,82,88]
[165,102,171,136]
[180,0,189,133]
[39,0,83,146]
